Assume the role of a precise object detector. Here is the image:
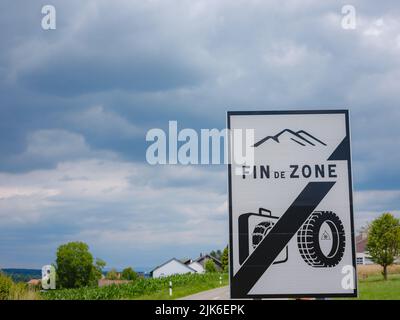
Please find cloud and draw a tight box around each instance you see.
[1,129,117,172]
[7,0,215,96]
[0,0,400,267]
[354,189,400,229]
[67,105,141,138]
[0,158,227,267]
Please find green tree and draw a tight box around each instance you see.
[55,241,105,288]
[121,267,138,281]
[106,268,119,280]
[210,249,222,260]
[205,259,217,273]
[221,246,229,273]
[91,258,106,283]
[366,213,400,280]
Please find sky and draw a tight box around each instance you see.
[0,0,399,270]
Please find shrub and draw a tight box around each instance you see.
[0,273,13,300]
[205,259,217,273]
[0,273,39,300]
[106,268,119,280]
[121,267,138,281]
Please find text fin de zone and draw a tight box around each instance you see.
[241,164,338,179]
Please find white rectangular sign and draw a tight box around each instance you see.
[228,110,357,298]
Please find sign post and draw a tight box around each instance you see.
[227,110,357,299]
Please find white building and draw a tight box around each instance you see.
[184,254,223,272]
[187,261,205,274]
[150,258,196,278]
[356,252,373,265]
[356,232,374,265]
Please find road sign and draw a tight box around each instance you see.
[227,110,357,298]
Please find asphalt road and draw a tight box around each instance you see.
[180,286,290,300]
[179,286,230,300]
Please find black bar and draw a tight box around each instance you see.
[232,181,335,297]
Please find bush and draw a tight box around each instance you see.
[121,267,138,281]
[0,273,39,300]
[106,269,119,280]
[0,273,13,300]
[205,259,217,273]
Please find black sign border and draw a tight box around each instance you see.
[227,109,358,299]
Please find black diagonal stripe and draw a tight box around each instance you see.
[231,181,335,297]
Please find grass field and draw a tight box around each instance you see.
[134,275,229,300]
[354,274,400,300]
[8,264,398,300]
[42,273,229,300]
[347,265,400,300]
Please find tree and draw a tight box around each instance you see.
[55,241,105,288]
[221,246,229,273]
[91,258,106,283]
[366,213,400,280]
[205,259,217,273]
[106,268,119,280]
[121,267,138,281]
[210,249,222,260]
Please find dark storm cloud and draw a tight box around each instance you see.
[0,0,400,267]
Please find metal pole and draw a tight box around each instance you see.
[169,281,172,296]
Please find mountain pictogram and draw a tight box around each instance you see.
[253,129,326,147]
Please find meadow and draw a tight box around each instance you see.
[2,265,400,300]
[348,265,400,300]
[42,272,229,300]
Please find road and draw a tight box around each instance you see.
[179,286,289,300]
[179,286,230,300]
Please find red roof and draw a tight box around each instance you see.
[356,234,367,253]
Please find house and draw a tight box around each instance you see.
[150,258,196,278]
[356,232,373,265]
[186,260,205,274]
[185,253,223,272]
[27,279,41,287]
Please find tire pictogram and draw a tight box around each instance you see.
[297,211,345,267]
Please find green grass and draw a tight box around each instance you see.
[351,274,400,300]
[41,273,228,300]
[0,272,39,300]
[40,271,400,300]
[135,275,228,300]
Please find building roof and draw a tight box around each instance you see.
[27,279,41,285]
[181,258,192,265]
[195,254,222,266]
[356,233,368,253]
[150,257,197,274]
